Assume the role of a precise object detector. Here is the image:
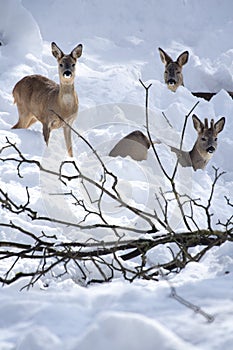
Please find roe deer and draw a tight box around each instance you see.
[158,48,233,101]
[109,115,225,170]
[12,42,83,157]
[109,130,151,161]
[158,47,189,92]
[170,115,225,170]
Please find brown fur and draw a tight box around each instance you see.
[12,42,83,157]
[109,130,150,161]
[171,115,225,170]
[158,47,189,92]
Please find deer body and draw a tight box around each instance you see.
[158,47,189,92]
[109,130,150,161]
[170,115,225,170]
[12,42,83,157]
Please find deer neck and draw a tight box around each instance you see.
[58,82,77,109]
[189,143,211,171]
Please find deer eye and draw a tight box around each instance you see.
[201,137,206,141]
[72,63,75,67]
[215,137,218,141]
[59,63,63,67]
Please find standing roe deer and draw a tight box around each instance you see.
[12,42,83,157]
[109,115,225,170]
[158,47,189,92]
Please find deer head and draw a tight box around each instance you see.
[158,48,189,92]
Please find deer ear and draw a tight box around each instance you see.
[71,44,83,59]
[177,51,189,66]
[192,114,204,133]
[51,42,64,59]
[158,47,173,65]
[215,117,225,134]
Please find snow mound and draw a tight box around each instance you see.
[0,0,42,61]
[71,311,198,350]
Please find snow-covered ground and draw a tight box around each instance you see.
[0,0,233,349]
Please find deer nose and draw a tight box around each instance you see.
[167,79,176,85]
[206,146,215,153]
[63,70,72,78]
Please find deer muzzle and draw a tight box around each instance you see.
[63,70,72,79]
[206,146,215,153]
[167,79,176,86]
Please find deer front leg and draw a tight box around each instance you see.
[43,122,51,145]
[63,124,73,157]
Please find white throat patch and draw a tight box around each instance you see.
[62,93,73,105]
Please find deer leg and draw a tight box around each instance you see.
[12,103,36,129]
[27,116,38,128]
[63,125,73,157]
[12,113,35,129]
[42,122,51,145]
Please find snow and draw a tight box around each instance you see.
[0,0,233,349]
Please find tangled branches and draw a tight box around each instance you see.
[0,82,232,292]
